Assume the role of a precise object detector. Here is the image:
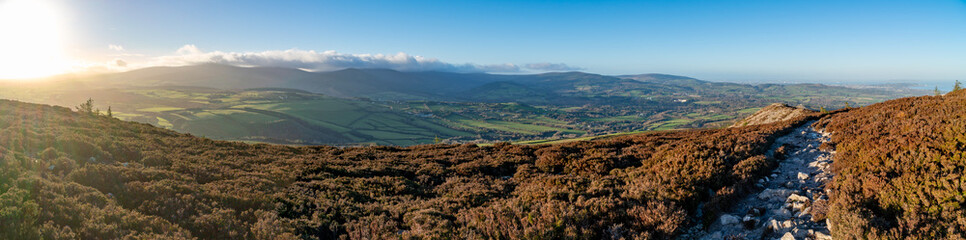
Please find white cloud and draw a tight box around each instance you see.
[147,45,521,73]
[108,44,125,51]
[524,62,583,71]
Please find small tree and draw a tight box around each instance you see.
[433,135,441,144]
[820,106,828,114]
[76,98,95,115]
[955,80,963,92]
[107,106,113,117]
[935,86,941,96]
[844,101,852,108]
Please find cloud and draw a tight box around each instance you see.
[147,45,521,73]
[524,62,583,71]
[113,59,127,67]
[108,44,125,51]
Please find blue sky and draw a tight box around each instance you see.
[51,0,966,81]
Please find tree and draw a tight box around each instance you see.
[76,98,95,115]
[107,106,113,117]
[434,135,441,144]
[844,102,852,108]
[820,106,828,114]
[935,86,941,96]
[955,80,962,92]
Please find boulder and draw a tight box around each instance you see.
[720,214,740,225]
[780,232,797,240]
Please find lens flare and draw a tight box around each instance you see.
[0,0,70,79]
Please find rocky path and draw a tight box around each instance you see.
[692,122,835,240]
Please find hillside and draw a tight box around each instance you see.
[813,90,966,239]
[731,103,817,127]
[0,99,817,239]
[4,88,966,239]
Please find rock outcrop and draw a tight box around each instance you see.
[731,103,816,127]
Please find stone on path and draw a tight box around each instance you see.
[787,193,809,203]
[797,172,809,180]
[814,231,833,240]
[720,214,740,225]
[759,188,795,202]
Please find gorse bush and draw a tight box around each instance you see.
[814,90,966,239]
[0,99,815,239]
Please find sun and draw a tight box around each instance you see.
[0,0,71,79]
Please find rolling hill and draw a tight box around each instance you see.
[0,64,928,146]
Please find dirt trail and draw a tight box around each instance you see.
[688,122,835,240]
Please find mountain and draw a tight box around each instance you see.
[75,63,319,89]
[619,73,707,85]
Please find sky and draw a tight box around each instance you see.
[1,0,965,82]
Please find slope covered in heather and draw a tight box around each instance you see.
[0,99,817,239]
[813,90,966,239]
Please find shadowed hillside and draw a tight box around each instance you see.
[0,99,818,239]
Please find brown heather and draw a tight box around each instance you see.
[814,90,966,239]
[0,99,817,239]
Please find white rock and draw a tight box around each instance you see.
[798,207,811,218]
[759,188,795,202]
[791,202,807,212]
[719,214,740,225]
[781,232,797,240]
[787,194,809,203]
[782,220,794,228]
[814,231,833,240]
[767,218,789,231]
[770,173,779,178]
[797,172,809,180]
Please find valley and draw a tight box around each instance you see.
[0,64,928,146]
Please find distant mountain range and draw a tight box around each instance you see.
[56,64,734,104]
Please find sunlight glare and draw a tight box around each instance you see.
[0,0,70,79]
